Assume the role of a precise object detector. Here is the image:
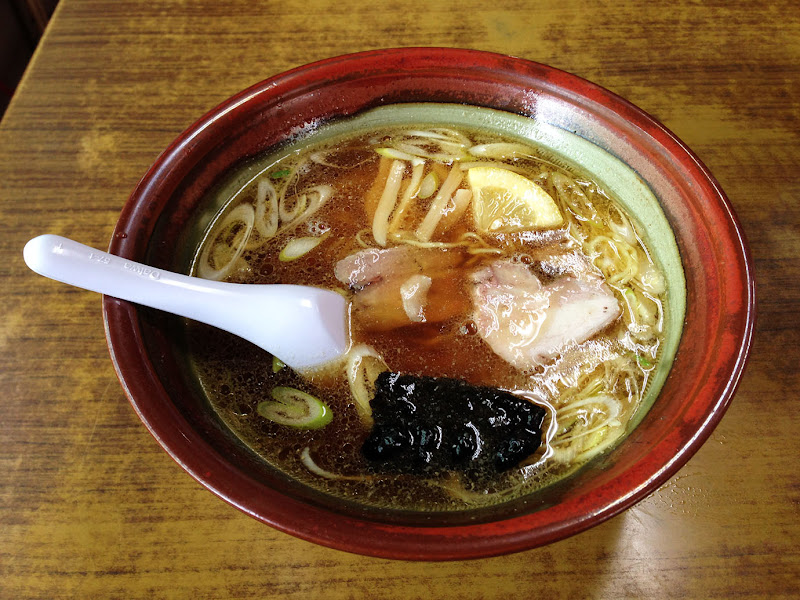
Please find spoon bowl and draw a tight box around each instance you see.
[23,234,349,370]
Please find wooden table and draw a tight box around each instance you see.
[1,1,797,597]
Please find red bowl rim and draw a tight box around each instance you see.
[103,47,756,560]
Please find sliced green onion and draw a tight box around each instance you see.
[376,147,419,162]
[279,234,327,261]
[197,203,255,281]
[394,141,466,162]
[637,354,653,368]
[405,128,467,143]
[417,171,439,199]
[345,344,388,425]
[272,356,286,373]
[251,179,279,243]
[269,168,292,179]
[278,192,308,222]
[257,387,333,429]
[467,142,535,159]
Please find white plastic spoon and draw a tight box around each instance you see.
[23,234,349,370]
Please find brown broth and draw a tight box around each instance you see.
[187,124,665,511]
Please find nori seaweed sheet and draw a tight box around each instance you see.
[362,372,546,476]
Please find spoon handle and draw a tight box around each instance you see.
[23,234,231,309]
[23,235,349,369]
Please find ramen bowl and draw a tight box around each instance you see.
[104,48,755,560]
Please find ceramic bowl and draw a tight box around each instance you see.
[104,48,755,560]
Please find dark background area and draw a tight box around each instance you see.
[0,0,59,118]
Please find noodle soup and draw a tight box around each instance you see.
[187,113,670,510]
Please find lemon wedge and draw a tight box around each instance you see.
[467,167,563,232]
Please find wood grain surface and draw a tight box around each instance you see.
[1,1,798,598]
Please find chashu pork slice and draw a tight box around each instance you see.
[471,259,621,370]
[335,246,470,331]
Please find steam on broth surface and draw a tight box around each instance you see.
[188,121,667,510]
